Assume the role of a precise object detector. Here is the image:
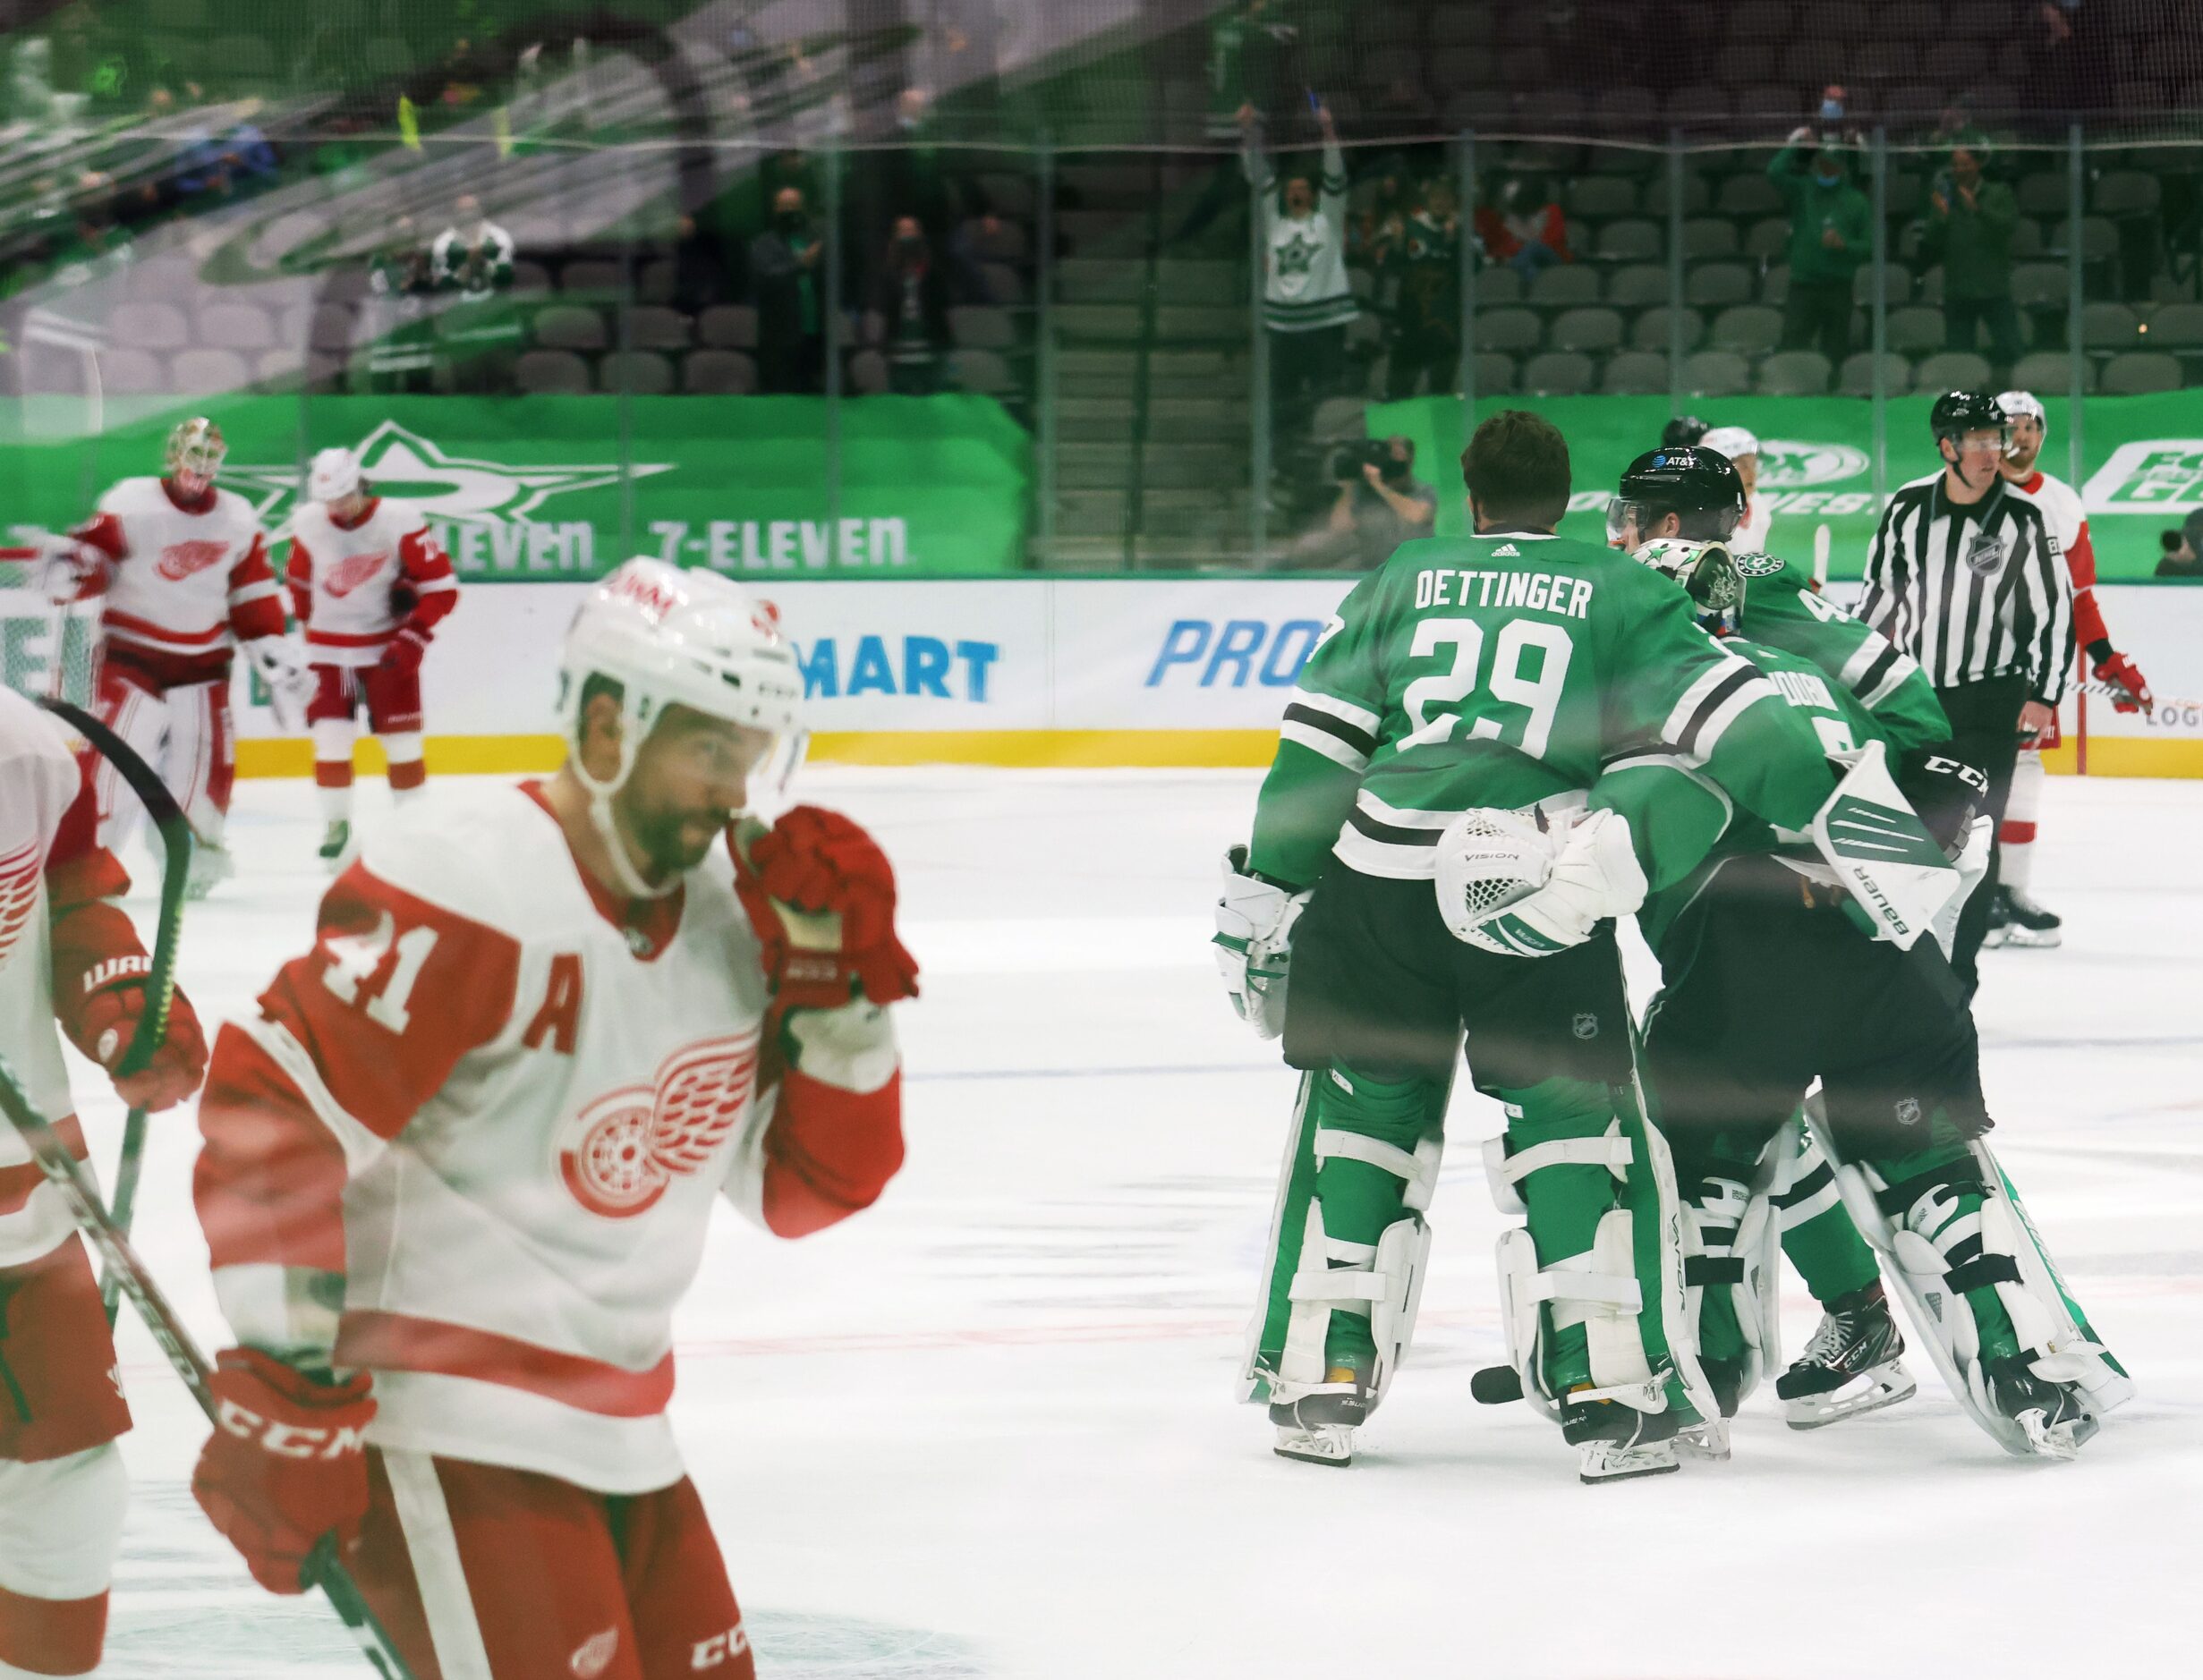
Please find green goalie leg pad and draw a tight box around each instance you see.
[1484,1077,1710,1422]
[1871,1122,2022,1364]
[1774,1116,1884,1309]
[1240,1065,1449,1404]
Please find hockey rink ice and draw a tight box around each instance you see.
[83,768,2200,1679]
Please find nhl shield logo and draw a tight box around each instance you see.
[1963,532,2007,576]
[1895,1096,1923,1127]
[1572,1012,1599,1039]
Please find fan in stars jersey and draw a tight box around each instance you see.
[53,418,310,897]
[285,445,460,870]
[190,559,919,1680]
[0,687,206,1680]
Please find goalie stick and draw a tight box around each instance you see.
[0,1056,419,1680]
[36,698,192,1328]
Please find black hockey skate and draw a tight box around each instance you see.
[1985,1355,2098,1461]
[1777,1281,1918,1429]
[1561,1395,1680,1484]
[1270,1361,1369,1467]
[1986,885,2062,949]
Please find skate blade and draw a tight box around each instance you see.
[1782,1365,1918,1430]
[2017,1407,2097,1462]
[2000,926,2062,948]
[1673,1421,1731,1462]
[1273,1427,1355,1468]
[1578,1449,1680,1485]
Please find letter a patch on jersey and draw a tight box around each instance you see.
[523,953,584,1054]
[557,1032,761,1218]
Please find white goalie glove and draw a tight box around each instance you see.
[1434,805,1647,957]
[11,523,105,606]
[1213,845,1308,1039]
[243,634,316,732]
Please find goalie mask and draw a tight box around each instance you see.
[166,418,225,492]
[557,558,807,896]
[1606,446,1744,551]
[1631,538,1743,633]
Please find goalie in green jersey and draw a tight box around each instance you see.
[1598,447,2132,1460]
[1220,414,1885,1483]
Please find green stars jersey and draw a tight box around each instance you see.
[1246,530,1841,891]
[1606,634,1896,951]
[1731,550,1950,755]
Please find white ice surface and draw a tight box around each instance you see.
[74,769,2203,1678]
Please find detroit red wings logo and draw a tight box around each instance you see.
[0,841,39,973]
[557,1033,761,1218]
[156,539,229,581]
[324,549,391,598]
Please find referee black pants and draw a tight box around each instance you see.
[1933,674,2031,997]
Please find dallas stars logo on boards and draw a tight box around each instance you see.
[223,421,669,575]
[2082,440,2203,513]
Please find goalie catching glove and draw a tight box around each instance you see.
[1213,846,1307,1039]
[1433,806,1647,957]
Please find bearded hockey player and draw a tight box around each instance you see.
[286,445,460,868]
[1222,414,1862,1483]
[1606,464,2131,1461]
[50,418,311,896]
[190,559,918,1678]
[1991,390,2152,947]
[0,687,207,1680]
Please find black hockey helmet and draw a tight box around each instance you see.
[1929,389,2008,443]
[1607,445,1746,547]
[1662,414,1711,448]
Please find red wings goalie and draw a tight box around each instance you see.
[47,418,311,897]
[285,445,460,869]
[0,687,206,1680]
[191,558,918,1680]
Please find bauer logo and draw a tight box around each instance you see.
[2081,441,2203,513]
[1755,440,1870,488]
[1145,619,1326,688]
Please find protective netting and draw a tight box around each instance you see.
[0,553,98,708]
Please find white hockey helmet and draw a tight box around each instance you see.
[166,417,225,485]
[309,445,364,503]
[1699,425,1760,462]
[1995,388,2046,434]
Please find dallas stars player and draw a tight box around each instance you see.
[1603,452,2132,1459]
[1220,414,1855,1483]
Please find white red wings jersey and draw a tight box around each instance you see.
[2012,468,2113,655]
[197,782,903,1494]
[0,689,95,1269]
[74,478,282,682]
[286,496,458,668]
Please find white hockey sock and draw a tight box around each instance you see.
[385,732,426,803]
[317,780,353,825]
[1999,751,2045,893]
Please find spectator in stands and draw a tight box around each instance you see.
[1770,132,1870,364]
[1243,102,1357,491]
[869,216,952,395]
[1925,142,2021,372]
[1474,175,1571,278]
[2158,510,2203,578]
[753,184,826,394]
[1288,435,1437,570]
[880,87,997,303]
[1377,176,1461,401]
[430,196,515,301]
[174,114,278,199]
[370,215,435,299]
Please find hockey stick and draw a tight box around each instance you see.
[36,698,192,1327]
[0,1056,419,1679]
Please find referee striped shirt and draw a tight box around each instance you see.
[1857,471,2075,703]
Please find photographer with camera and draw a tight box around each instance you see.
[1286,435,1436,570]
[2158,510,2203,579]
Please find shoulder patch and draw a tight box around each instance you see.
[1731,551,1786,578]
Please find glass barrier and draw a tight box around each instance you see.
[6,9,2203,584]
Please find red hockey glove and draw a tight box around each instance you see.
[57,959,208,1112]
[730,806,920,1009]
[2093,649,2152,714]
[377,624,430,675]
[193,1348,376,1595]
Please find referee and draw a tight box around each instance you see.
[1858,390,2074,993]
